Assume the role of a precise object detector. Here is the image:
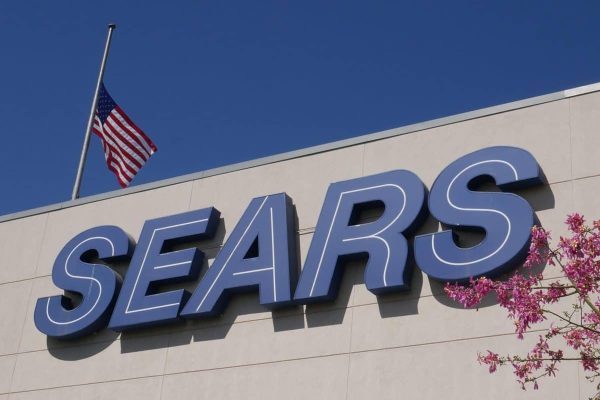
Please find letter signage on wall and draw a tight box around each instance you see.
[34,146,544,339]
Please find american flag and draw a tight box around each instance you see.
[92,83,157,188]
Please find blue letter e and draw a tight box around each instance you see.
[34,226,131,339]
[109,208,220,331]
[414,146,543,282]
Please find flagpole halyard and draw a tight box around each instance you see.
[71,24,117,200]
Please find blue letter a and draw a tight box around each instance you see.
[181,193,297,318]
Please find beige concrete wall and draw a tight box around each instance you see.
[1,90,599,399]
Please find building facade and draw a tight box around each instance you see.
[1,84,599,399]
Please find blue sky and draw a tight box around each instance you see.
[0,1,599,215]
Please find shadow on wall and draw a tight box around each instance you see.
[47,240,412,359]
[165,241,361,351]
[49,253,424,360]
[47,330,118,360]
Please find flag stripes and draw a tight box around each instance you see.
[92,84,157,188]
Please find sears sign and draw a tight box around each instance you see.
[34,146,543,339]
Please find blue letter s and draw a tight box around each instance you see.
[414,146,543,282]
[34,226,131,339]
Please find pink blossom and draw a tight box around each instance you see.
[581,354,598,372]
[566,213,585,232]
[477,351,501,373]
[525,226,551,268]
[444,277,494,308]
[445,213,600,395]
[543,282,566,303]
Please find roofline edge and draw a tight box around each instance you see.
[2,81,599,223]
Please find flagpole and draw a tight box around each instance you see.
[71,23,117,200]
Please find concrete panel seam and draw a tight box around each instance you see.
[185,179,195,212]
[348,328,545,356]
[360,143,366,178]
[0,277,45,288]
[0,375,162,397]
[7,279,35,393]
[158,326,172,400]
[32,213,50,278]
[344,307,355,400]
[549,173,600,186]
[2,330,548,396]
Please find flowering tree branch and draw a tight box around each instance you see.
[445,214,600,398]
